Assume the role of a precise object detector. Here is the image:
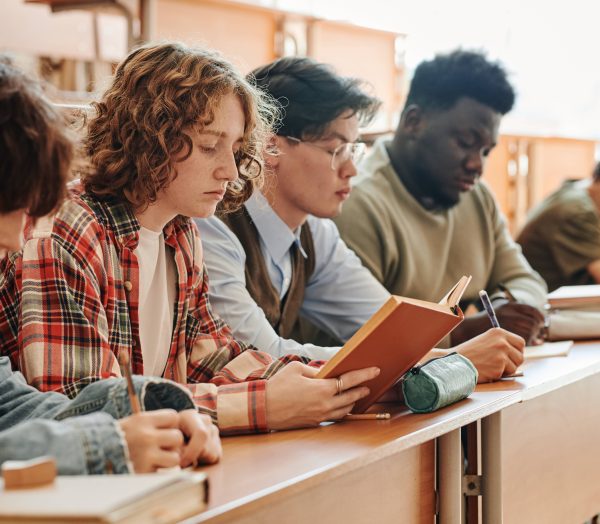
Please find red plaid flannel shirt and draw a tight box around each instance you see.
[0,186,314,434]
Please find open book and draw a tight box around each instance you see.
[317,276,471,414]
[0,471,208,523]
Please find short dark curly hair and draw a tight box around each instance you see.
[248,57,381,140]
[0,59,72,216]
[404,49,515,115]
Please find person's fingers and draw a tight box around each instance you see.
[199,425,222,465]
[502,329,526,350]
[338,367,380,390]
[508,314,540,329]
[500,303,545,322]
[143,409,179,428]
[157,428,185,450]
[503,319,541,341]
[178,412,222,467]
[181,425,220,467]
[504,343,525,367]
[329,386,370,410]
[296,362,320,378]
[151,449,181,470]
[502,357,518,376]
[180,431,207,467]
[521,305,546,323]
[328,405,355,421]
[498,304,544,327]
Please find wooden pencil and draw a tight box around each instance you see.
[344,413,391,421]
[118,352,142,414]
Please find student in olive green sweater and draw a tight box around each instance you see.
[518,163,600,291]
[335,50,547,346]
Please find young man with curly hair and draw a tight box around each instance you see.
[197,56,526,382]
[334,50,547,346]
[0,58,221,474]
[0,43,378,435]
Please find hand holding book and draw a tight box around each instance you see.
[317,276,472,413]
[266,362,381,430]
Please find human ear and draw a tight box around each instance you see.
[400,105,423,139]
[264,134,281,169]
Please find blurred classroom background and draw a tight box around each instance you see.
[2,0,598,234]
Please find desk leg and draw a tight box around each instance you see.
[482,412,502,524]
[438,428,463,524]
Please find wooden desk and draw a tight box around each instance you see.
[185,341,600,524]
[187,387,521,524]
[479,341,600,523]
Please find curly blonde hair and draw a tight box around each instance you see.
[83,42,277,212]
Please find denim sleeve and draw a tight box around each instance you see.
[0,357,195,429]
[0,412,131,475]
[0,357,195,474]
[53,376,196,421]
[0,358,72,430]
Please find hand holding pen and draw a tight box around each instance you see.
[488,284,546,344]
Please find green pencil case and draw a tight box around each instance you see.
[402,352,478,413]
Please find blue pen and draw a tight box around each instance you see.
[479,290,500,328]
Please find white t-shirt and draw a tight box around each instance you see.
[134,227,176,376]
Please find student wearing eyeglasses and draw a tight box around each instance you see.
[196,57,525,383]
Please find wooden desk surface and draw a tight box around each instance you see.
[475,340,600,400]
[188,341,600,523]
[191,389,521,521]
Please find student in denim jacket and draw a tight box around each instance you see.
[0,58,221,474]
[0,358,220,474]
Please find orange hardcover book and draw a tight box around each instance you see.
[317,276,471,414]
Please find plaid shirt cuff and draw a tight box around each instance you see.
[217,379,268,435]
[189,379,268,435]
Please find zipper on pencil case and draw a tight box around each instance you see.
[409,351,458,375]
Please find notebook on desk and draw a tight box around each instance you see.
[547,285,600,309]
[524,340,574,360]
[317,276,471,413]
[511,341,574,377]
[0,471,208,523]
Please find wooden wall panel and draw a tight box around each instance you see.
[484,135,513,220]
[528,137,596,206]
[485,135,597,234]
[0,0,126,61]
[156,0,277,72]
[309,20,402,131]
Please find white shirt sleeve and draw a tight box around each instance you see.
[196,216,340,361]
